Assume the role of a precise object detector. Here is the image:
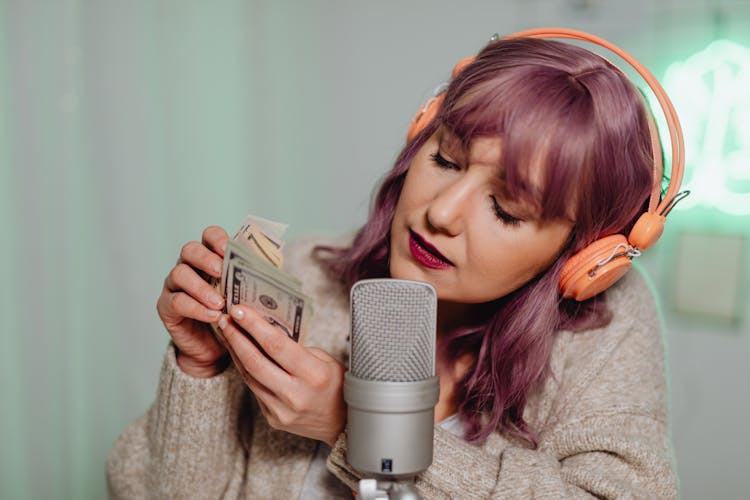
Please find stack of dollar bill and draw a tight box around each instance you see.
[211,215,311,343]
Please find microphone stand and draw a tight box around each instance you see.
[358,478,421,500]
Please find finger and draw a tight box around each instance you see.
[202,226,230,257]
[238,366,281,412]
[160,290,222,324]
[218,315,292,389]
[211,318,231,350]
[307,346,336,363]
[222,329,301,429]
[179,240,223,279]
[239,375,294,432]
[246,384,287,431]
[215,325,268,396]
[164,263,225,310]
[213,319,247,369]
[228,305,314,378]
[219,323,255,374]
[255,397,271,418]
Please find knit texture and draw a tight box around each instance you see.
[107,235,677,499]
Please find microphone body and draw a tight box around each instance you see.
[344,279,439,480]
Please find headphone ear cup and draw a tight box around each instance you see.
[451,55,476,77]
[559,234,632,301]
[628,212,666,250]
[406,55,475,142]
[406,93,444,141]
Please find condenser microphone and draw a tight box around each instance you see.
[344,279,439,498]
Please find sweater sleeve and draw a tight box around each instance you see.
[489,312,677,499]
[327,273,677,499]
[106,343,251,500]
[493,411,674,499]
[501,272,677,499]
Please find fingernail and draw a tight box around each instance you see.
[207,309,220,320]
[230,306,244,320]
[212,260,222,275]
[218,316,228,329]
[211,294,224,307]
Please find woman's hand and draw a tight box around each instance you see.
[156,226,230,378]
[218,305,346,446]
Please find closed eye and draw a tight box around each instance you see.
[432,150,523,226]
[490,196,523,226]
[430,152,460,170]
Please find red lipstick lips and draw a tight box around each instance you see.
[408,230,453,270]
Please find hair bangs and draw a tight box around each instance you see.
[439,64,598,224]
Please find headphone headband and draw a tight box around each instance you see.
[405,28,689,300]
[504,28,686,217]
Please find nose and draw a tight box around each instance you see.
[425,177,474,236]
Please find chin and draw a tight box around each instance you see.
[388,258,415,281]
[390,259,447,297]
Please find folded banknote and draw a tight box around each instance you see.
[209,215,311,343]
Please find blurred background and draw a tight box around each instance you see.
[1,0,749,498]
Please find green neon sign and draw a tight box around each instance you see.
[649,40,750,216]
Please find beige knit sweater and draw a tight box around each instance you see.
[107,235,677,499]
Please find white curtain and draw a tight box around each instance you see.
[0,1,372,497]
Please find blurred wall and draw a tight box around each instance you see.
[1,1,748,498]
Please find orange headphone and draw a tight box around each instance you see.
[406,28,688,301]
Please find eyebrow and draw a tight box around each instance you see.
[442,128,579,224]
[437,129,461,155]
[439,129,503,169]
[439,129,546,219]
[498,184,542,220]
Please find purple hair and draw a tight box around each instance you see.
[315,38,654,446]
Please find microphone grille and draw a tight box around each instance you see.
[350,279,437,382]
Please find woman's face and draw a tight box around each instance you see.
[389,128,573,306]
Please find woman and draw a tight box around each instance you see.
[107,31,679,498]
